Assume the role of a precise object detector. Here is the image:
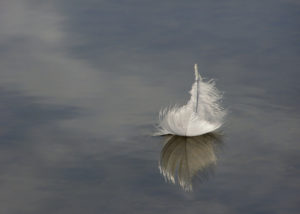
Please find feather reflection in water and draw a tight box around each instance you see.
[159,133,222,191]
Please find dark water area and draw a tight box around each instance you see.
[0,0,299,213]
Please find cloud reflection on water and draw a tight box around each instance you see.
[0,0,299,213]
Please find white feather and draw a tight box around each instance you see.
[155,64,226,136]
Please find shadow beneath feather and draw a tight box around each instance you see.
[159,133,223,191]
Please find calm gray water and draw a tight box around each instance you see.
[0,0,299,213]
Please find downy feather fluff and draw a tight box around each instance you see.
[155,64,225,136]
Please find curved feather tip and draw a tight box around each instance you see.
[155,64,226,136]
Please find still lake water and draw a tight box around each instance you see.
[0,0,299,213]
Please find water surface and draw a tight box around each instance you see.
[0,0,299,213]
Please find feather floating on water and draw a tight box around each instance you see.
[155,64,226,136]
